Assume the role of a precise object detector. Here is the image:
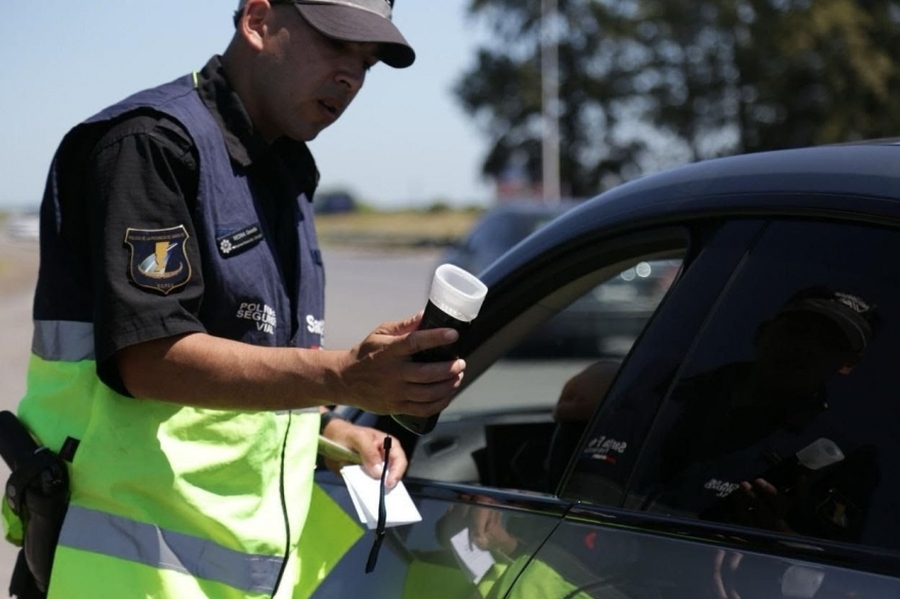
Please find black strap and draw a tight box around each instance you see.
[5,451,61,516]
[58,438,79,463]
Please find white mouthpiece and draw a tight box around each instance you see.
[429,264,488,323]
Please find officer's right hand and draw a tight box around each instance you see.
[337,312,466,416]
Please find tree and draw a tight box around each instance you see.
[455,0,900,197]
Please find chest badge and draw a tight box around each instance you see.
[124,225,191,295]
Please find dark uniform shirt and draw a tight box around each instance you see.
[56,56,319,393]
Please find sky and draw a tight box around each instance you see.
[0,1,494,211]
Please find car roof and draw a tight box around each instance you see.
[596,140,900,212]
[481,143,900,284]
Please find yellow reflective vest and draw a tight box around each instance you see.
[6,71,332,598]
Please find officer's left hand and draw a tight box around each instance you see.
[321,418,408,488]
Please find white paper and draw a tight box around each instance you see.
[449,528,496,584]
[340,464,422,530]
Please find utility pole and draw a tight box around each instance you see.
[541,0,561,204]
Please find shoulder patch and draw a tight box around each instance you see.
[124,225,191,295]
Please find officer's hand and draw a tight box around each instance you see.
[338,312,466,416]
[322,418,408,488]
[468,500,518,556]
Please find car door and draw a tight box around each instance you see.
[517,214,900,599]
[308,215,716,597]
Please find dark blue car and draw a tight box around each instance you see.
[311,141,900,598]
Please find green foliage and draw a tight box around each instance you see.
[456,0,900,195]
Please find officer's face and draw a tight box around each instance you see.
[248,5,379,142]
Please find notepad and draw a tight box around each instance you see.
[340,464,422,530]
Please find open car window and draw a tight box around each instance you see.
[405,248,685,492]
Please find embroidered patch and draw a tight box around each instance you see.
[217,223,264,258]
[124,225,191,295]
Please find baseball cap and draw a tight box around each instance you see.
[780,286,877,354]
[237,0,415,68]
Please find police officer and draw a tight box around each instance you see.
[6,1,466,597]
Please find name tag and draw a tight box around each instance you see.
[217,223,264,258]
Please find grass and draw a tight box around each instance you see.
[313,208,483,248]
[0,207,484,253]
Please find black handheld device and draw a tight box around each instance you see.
[392,265,487,435]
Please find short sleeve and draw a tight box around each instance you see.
[84,115,207,394]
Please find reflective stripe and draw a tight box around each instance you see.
[58,505,283,594]
[32,320,95,362]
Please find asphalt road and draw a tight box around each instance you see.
[0,236,443,591]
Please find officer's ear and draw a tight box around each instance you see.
[237,0,273,51]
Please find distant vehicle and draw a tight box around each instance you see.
[442,200,677,357]
[314,191,357,214]
[5,211,40,240]
[441,200,576,275]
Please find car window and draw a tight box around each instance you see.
[560,220,766,506]
[406,252,684,492]
[623,220,900,552]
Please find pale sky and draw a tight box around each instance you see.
[0,1,495,211]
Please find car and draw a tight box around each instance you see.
[439,200,577,276]
[441,200,679,358]
[308,141,900,598]
[314,191,357,214]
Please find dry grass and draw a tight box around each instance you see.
[0,209,484,294]
[0,241,39,297]
[314,209,482,247]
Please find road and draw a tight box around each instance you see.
[0,236,443,590]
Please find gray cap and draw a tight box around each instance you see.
[237,0,415,68]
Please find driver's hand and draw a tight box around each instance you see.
[553,360,621,423]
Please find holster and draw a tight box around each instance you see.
[0,411,70,598]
